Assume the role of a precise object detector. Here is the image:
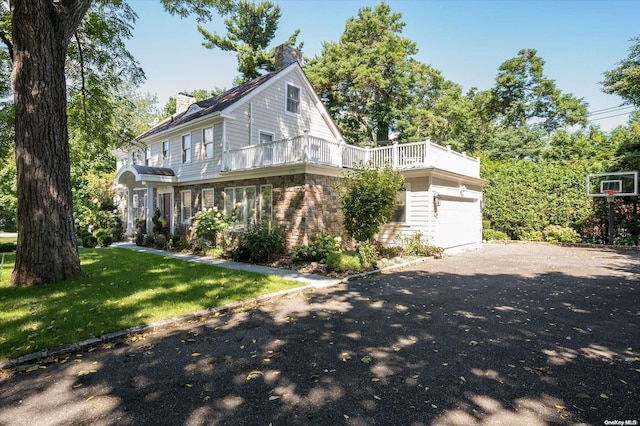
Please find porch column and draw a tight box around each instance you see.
[127,188,134,236]
[146,184,154,234]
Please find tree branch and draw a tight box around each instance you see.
[0,29,12,61]
[74,31,89,129]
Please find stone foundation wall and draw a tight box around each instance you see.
[172,173,344,249]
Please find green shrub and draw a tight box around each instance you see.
[515,229,543,241]
[98,235,113,247]
[154,234,168,248]
[93,228,112,247]
[357,241,377,268]
[135,219,146,235]
[152,208,168,236]
[231,220,285,263]
[135,232,144,247]
[398,233,444,257]
[82,235,98,248]
[290,232,341,262]
[0,242,16,252]
[326,251,364,273]
[111,217,125,242]
[145,233,156,247]
[169,234,182,249]
[340,164,404,243]
[203,247,225,258]
[482,219,492,230]
[481,157,594,240]
[542,225,580,243]
[380,245,405,259]
[483,229,510,241]
[191,208,234,245]
[94,228,109,239]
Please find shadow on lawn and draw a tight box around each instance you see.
[0,244,638,425]
[0,248,294,360]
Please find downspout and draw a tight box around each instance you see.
[222,120,228,171]
[248,102,253,144]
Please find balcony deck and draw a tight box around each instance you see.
[222,135,480,178]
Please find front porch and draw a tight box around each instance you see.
[222,135,480,178]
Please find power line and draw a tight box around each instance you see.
[588,105,634,117]
[590,104,625,114]
[589,111,633,122]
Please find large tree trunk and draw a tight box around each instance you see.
[10,0,92,285]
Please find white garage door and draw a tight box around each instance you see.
[433,197,480,249]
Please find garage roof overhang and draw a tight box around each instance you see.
[400,167,487,187]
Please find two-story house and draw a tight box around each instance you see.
[114,45,485,252]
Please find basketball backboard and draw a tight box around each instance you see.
[586,171,638,197]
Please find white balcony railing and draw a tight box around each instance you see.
[222,134,480,178]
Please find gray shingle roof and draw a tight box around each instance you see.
[131,165,175,176]
[136,69,283,141]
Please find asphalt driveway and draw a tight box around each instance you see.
[1,243,638,425]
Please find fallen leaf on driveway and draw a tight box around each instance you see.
[361,355,372,363]
[246,371,263,381]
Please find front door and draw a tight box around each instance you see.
[158,193,172,233]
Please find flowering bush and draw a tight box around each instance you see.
[289,232,341,262]
[191,208,234,246]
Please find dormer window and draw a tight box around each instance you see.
[286,83,300,114]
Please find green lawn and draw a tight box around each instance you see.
[0,248,301,362]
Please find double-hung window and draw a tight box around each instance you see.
[145,146,151,166]
[286,83,300,114]
[260,185,273,220]
[203,127,214,159]
[201,188,215,210]
[391,184,410,223]
[180,190,192,224]
[133,150,143,165]
[224,186,256,226]
[182,134,191,163]
[162,141,169,161]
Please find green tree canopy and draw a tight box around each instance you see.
[197,0,302,85]
[602,35,640,108]
[489,48,588,133]
[306,2,417,145]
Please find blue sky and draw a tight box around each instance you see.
[126,0,640,131]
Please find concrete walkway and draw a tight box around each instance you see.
[112,242,342,288]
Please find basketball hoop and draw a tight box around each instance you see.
[604,189,619,203]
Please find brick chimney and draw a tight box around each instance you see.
[274,44,302,71]
[175,92,196,114]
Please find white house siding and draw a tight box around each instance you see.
[377,175,483,250]
[224,69,339,149]
[131,118,226,184]
[430,177,483,250]
[378,178,431,245]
